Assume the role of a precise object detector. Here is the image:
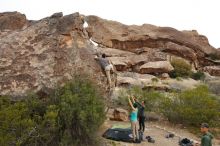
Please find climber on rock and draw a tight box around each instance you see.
[95,53,116,89]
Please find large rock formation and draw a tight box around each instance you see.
[139,61,174,74]
[0,12,108,97]
[0,11,220,97]
[85,15,219,68]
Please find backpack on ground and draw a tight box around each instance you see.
[179,138,193,146]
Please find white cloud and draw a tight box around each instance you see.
[0,0,219,48]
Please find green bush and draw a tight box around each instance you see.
[113,88,129,109]
[113,85,220,132]
[114,86,167,112]
[176,77,182,81]
[161,85,220,127]
[0,95,59,146]
[0,101,33,146]
[191,71,205,80]
[169,59,192,78]
[151,77,159,83]
[58,78,105,146]
[0,78,105,146]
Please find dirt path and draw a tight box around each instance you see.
[99,120,220,146]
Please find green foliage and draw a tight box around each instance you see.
[191,71,205,80]
[0,101,34,146]
[126,86,166,112]
[0,96,11,110]
[161,85,220,127]
[176,77,182,81]
[113,88,129,109]
[58,78,105,146]
[114,86,167,112]
[0,78,105,146]
[169,59,192,78]
[114,85,220,130]
[141,90,166,112]
[0,95,59,146]
[151,77,159,83]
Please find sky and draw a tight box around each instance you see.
[0,0,219,48]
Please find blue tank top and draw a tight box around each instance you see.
[130,110,138,122]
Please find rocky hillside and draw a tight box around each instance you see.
[0,11,220,97]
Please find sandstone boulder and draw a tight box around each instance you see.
[139,61,174,74]
[109,108,129,121]
[203,66,220,76]
[0,13,108,97]
[117,72,156,87]
[117,76,143,87]
[160,73,170,79]
[108,57,129,71]
[163,42,198,62]
[0,12,27,31]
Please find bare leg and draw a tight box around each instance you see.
[135,122,139,140]
[131,122,136,141]
[105,70,111,88]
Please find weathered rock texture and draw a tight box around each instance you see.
[0,11,220,96]
[86,16,220,69]
[140,61,174,74]
[0,12,27,31]
[203,66,220,76]
[110,108,129,121]
[0,12,107,96]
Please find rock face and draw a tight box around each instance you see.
[0,12,220,97]
[217,48,220,57]
[139,61,174,74]
[0,12,108,96]
[0,12,27,31]
[203,66,220,76]
[110,108,129,121]
[86,16,219,68]
[116,72,156,87]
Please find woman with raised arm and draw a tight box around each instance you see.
[128,96,139,143]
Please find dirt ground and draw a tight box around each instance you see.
[99,120,220,146]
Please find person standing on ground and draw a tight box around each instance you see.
[95,53,114,88]
[128,96,140,143]
[134,97,145,132]
[195,123,213,146]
